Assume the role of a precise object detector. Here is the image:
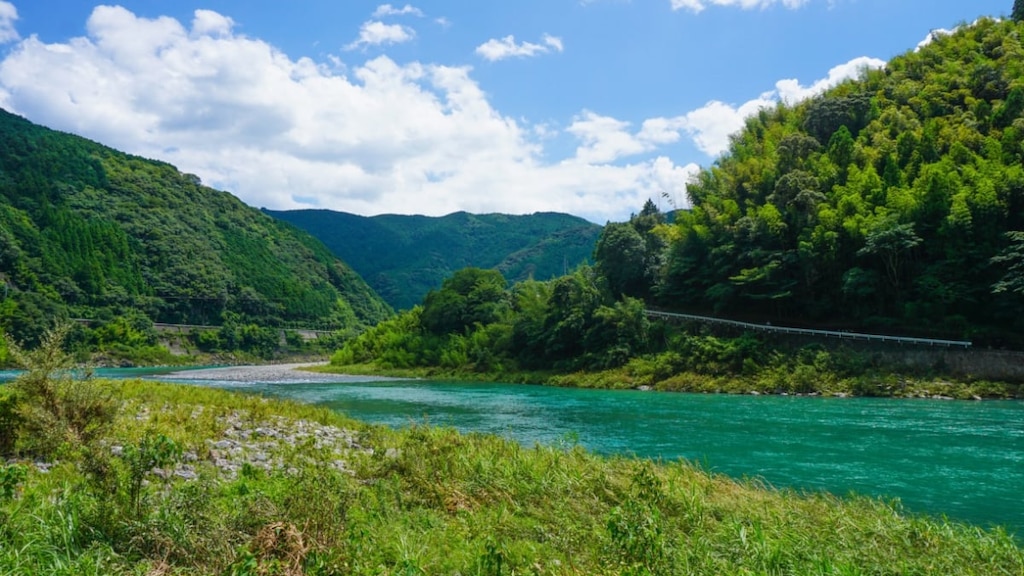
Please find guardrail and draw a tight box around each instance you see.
[72,319,337,338]
[644,310,972,348]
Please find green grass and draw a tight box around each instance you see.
[1,379,1022,575]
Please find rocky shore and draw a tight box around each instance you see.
[162,363,403,384]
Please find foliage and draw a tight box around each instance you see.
[4,322,118,457]
[421,267,509,336]
[0,108,391,347]
[0,379,1021,574]
[607,463,668,575]
[332,264,651,375]
[118,433,181,518]
[0,463,25,501]
[594,199,668,301]
[267,208,602,310]
[992,231,1024,296]
[656,17,1024,345]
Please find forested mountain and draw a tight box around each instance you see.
[265,209,602,310]
[648,16,1024,345]
[0,109,391,344]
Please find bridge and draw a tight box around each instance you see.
[644,310,972,348]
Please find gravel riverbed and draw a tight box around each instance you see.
[161,363,403,384]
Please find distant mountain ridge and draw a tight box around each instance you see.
[265,209,602,310]
[0,109,391,342]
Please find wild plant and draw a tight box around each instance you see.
[607,462,668,576]
[5,322,118,458]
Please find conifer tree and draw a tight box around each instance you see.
[1015,0,1024,23]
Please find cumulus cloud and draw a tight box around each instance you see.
[670,0,811,13]
[372,4,424,18]
[568,111,688,164]
[0,6,692,222]
[916,27,954,51]
[678,55,885,156]
[0,1,17,44]
[346,21,415,50]
[775,56,885,103]
[191,9,234,37]
[476,34,564,61]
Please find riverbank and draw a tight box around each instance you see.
[1,378,1021,574]
[316,361,1024,400]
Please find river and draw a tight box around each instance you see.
[4,366,1023,536]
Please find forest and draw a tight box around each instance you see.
[330,16,1024,393]
[266,208,602,311]
[0,109,391,357]
[655,16,1024,344]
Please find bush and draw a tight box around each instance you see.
[0,389,20,456]
[6,322,119,457]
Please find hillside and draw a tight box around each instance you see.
[0,109,391,344]
[651,16,1024,346]
[265,209,602,310]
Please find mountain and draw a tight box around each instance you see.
[0,109,391,343]
[651,16,1024,345]
[265,209,602,310]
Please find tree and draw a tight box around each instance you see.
[421,268,507,335]
[1014,0,1024,23]
[594,223,647,298]
[992,231,1024,296]
[857,221,922,302]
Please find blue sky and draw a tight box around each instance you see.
[0,1,1010,222]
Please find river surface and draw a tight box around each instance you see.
[4,367,1023,536]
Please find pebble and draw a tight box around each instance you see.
[16,399,365,486]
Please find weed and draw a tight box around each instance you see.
[0,463,25,501]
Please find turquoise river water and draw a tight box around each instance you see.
[4,368,1023,536]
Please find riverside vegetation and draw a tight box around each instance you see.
[325,266,1024,399]
[1,325,1022,575]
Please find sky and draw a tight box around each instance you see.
[0,1,1011,223]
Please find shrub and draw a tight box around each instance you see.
[6,322,119,457]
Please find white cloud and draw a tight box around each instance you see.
[475,34,564,61]
[541,34,563,53]
[916,27,954,51]
[775,56,885,103]
[670,0,810,13]
[679,96,776,156]
[346,21,415,50]
[372,4,424,18]
[678,55,885,156]
[0,6,692,222]
[191,9,234,37]
[0,1,17,44]
[567,111,688,163]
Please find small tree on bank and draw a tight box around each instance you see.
[5,322,118,457]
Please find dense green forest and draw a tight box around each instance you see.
[655,16,1024,345]
[266,209,602,311]
[330,16,1024,393]
[0,109,391,351]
